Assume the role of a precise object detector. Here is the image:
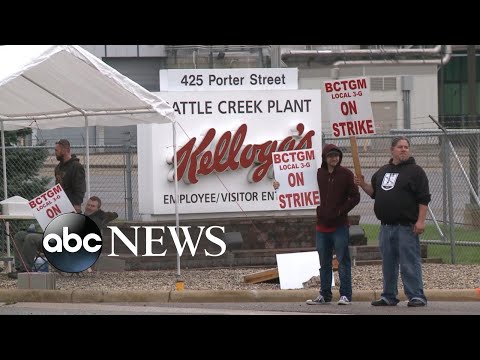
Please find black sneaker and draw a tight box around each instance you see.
[407,298,426,307]
[306,295,331,305]
[371,298,397,306]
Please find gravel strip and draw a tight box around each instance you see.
[0,264,479,291]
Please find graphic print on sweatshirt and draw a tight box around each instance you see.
[381,173,399,191]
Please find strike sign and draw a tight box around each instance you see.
[29,184,76,230]
[272,149,320,209]
[323,77,376,138]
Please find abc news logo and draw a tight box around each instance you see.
[43,213,227,273]
[43,213,102,273]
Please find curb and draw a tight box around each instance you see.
[0,288,479,303]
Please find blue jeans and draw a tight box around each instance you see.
[316,226,351,301]
[378,224,427,305]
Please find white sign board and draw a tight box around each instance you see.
[276,251,334,290]
[323,77,376,138]
[138,90,322,215]
[29,184,75,230]
[272,149,319,209]
[160,68,298,91]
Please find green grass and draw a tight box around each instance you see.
[361,223,480,264]
[428,245,480,264]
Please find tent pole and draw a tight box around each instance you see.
[85,115,90,203]
[1,121,7,200]
[1,121,11,272]
[173,121,181,278]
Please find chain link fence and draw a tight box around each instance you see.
[0,144,138,220]
[1,130,480,265]
[0,144,138,267]
[325,130,480,264]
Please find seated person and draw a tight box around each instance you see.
[8,196,118,279]
[9,223,43,278]
[83,196,118,230]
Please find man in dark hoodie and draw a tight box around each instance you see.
[355,136,430,307]
[275,144,360,305]
[83,196,118,230]
[305,144,360,305]
[55,139,86,213]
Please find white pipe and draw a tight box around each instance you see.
[281,45,453,67]
[282,45,443,58]
[168,45,267,52]
[332,45,452,66]
[173,121,181,277]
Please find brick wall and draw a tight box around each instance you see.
[100,215,365,270]
[104,214,319,255]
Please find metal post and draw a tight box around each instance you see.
[467,45,478,205]
[430,115,456,263]
[270,46,281,68]
[5,221,11,273]
[403,90,411,129]
[208,51,214,69]
[125,133,133,221]
[1,121,7,200]
[469,134,479,205]
[444,133,456,264]
[1,121,11,272]
[257,48,264,68]
[440,48,448,231]
[442,134,448,229]
[84,115,90,201]
[173,122,181,278]
[439,46,445,127]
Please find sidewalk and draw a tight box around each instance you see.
[0,288,479,304]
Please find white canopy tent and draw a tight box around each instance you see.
[0,45,181,274]
[0,45,176,195]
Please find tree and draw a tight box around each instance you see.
[1,129,51,201]
[0,130,50,254]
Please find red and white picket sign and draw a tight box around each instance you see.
[29,184,75,230]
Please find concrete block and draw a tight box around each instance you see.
[18,272,56,290]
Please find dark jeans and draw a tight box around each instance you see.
[316,226,352,301]
[378,224,427,305]
[13,231,43,272]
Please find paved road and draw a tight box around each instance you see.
[1,301,479,315]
